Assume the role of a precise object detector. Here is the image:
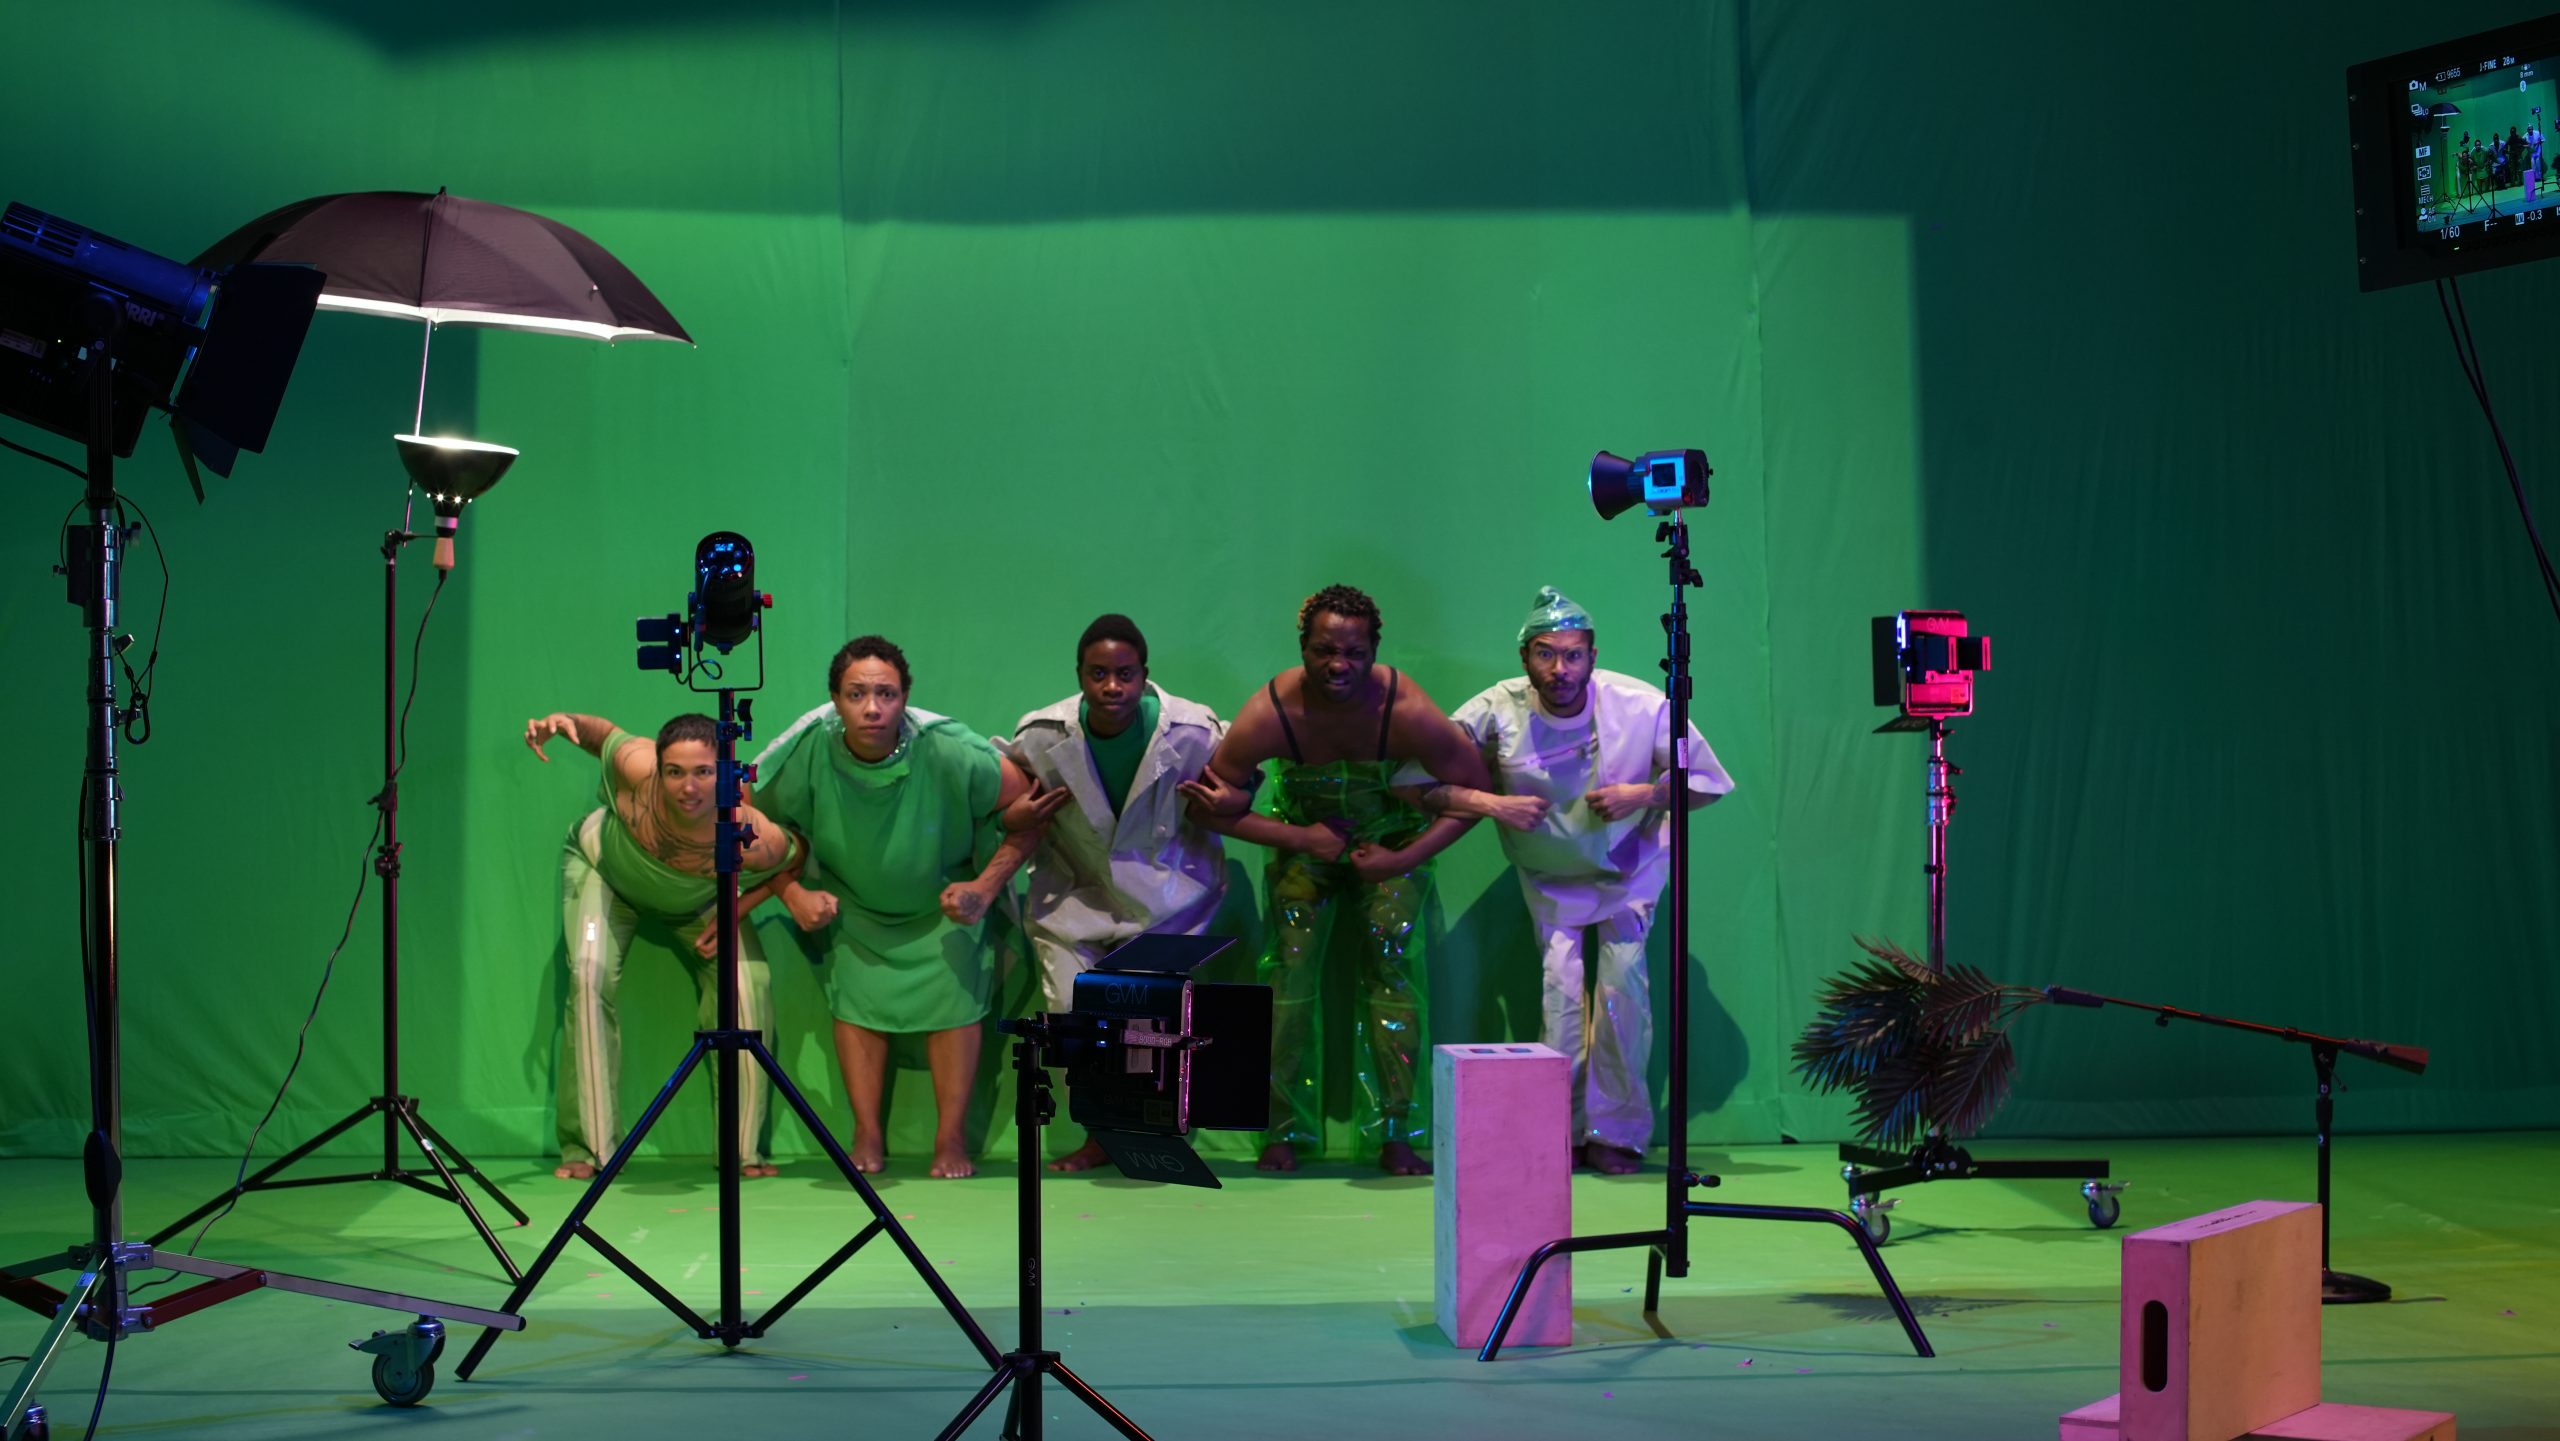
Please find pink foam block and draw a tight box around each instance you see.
[2060,1393,2122,1440]
[2247,1404,2457,1440]
[1433,1042,1571,1348]
[2120,1199,2323,1441]
[2060,1396,2456,1441]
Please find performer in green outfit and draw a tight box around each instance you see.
[524,711,803,1181]
[754,635,1051,1179]
[1180,585,1505,1176]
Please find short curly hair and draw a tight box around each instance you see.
[829,634,912,695]
[1297,584,1382,646]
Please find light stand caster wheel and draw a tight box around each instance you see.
[2082,1180,2126,1229]
[353,1316,446,1407]
[19,1404,48,1441]
[1849,1193,1896,1244]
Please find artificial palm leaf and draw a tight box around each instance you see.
[1925,1030,2020,1140]
[1796,934,2056,1145]
[1851,1047,1939,1150]
[1791,955,1926,1093]
[1919,960,2036,1048]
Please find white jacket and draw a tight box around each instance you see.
[997,683,1227,951]
[1446,670,1733,930]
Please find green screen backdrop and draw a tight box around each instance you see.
[3,0,2553,1164]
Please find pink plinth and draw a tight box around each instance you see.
[2120,1199,2323,1441]
[2249,1404,2457,1440]
[1432,1042,1571,1349]
[2062,1396,2455,1441]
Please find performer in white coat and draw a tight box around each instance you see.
[999,613,1228,1171]
[1415,586,1734,1173]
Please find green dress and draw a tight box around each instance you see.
[756,707,1003,1032]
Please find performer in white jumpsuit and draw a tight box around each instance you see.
[1416,586,1733,1173]
[997,613,1228,1171]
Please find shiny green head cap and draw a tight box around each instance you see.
[1517,585,1595,645]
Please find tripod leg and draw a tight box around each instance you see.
[408,1109,532,1225]
[390,1103,523,1282]
[3,1263,102,1436]
[930,1360,1025,1441]
[145,1100,378,1245]
[746,1036,1001,1364]
[750,1219,883,1334]
[455,1040,712,1380]
[1046,1359,1154,1441]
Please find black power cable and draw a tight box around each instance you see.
[135,567,449,1282]
[2436,275,2560,627]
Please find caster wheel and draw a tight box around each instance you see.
[1849,1195,1894,1244]
[22,1405,49,1441]
[372,1352,436,1407]
[2081,1180,2125,1230]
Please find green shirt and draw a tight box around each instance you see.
[1081,692,1160,816]
[595,729,795,924]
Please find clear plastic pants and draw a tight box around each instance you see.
[1260,854,1430,1155]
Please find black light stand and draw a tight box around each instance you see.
[149,522,529,1278]
[1834,714,2120,1243]
[6,309,522,1439]
[456,572,1000,1379]
[1478,511,1934,1362]
[932,1020,1152,1441]
[2041,986,2426,1304]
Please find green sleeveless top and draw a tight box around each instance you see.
[1259,669,1426,849]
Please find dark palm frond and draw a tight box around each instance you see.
[1793,957,1926,1093]
[1851,1045,1941,1150]
[1925,1030,2019,1140]
[1917,960,2029,1048]
[1856,934,1941,985]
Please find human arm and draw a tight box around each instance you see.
[942,754,1042,924]
[524,712,619,761]
[1408,782,1549,831]
[1171,687,1352,859]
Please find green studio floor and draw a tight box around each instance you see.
[4,1135,2554,1439]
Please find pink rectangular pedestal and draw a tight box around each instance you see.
[2120,1200,2322,1441]
[1433,1042,1571,1349]
[2062,1396,2455,1441]
[2250,1404,2456,1440]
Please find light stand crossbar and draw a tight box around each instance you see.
[2041,985,2426,1303]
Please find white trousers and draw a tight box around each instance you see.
[558,810,773,1166]
[1534,898,1655,1153]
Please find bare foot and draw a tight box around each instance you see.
[1379,1141,1431,1177]
[1047,1138,1110,1173]
[553,1160,597,1181]
[1255,1141,1300,1172]
[1577,1142,1642,1175]
[929,1141,975,1179]
[850,1137,887,1174]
